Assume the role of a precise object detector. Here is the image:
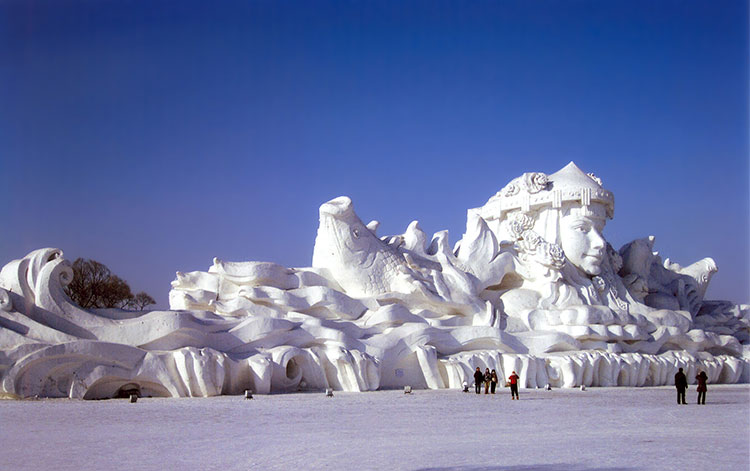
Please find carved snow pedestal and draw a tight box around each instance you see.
[1,162,748,398]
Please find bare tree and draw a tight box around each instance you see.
[64,258,154,310]
[130,292,156,311]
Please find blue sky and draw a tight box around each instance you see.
[1,0,747,307]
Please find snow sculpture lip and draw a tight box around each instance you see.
[581,252,604,263]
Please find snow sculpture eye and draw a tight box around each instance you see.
[352,228,360,239]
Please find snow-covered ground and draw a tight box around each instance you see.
[2,385,748,471]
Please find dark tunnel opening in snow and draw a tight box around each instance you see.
[83,378,172,400]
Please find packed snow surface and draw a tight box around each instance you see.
[2,385,748,470]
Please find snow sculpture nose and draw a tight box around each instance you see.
[590,228,605,252]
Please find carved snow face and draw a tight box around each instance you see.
[559,204,607,276]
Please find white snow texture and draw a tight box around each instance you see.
[0,163,748,398]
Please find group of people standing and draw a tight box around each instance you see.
[674,368,709,405]
[473,367,520,399]
[469,366,710,404]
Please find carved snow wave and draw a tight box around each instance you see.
[3,341,378,399]
[0,249,382,398]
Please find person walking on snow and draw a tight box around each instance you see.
[483,368,491,394]
[696,370,708,405]
[674,368,688,405]
[473,367,484,394]
[509,371,520,400]
[490,369,499,394]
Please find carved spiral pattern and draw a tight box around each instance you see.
[508,212,534,239]
[547,244,565,267]
[524,172,549,194]
[508,220,524,239]
[502,182,520,197]
[520,231,542,250]
[57,262,74,287]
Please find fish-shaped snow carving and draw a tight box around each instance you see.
[312,196,429,298]
[311,197,490,322]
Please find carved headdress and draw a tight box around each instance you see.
[479,162,615,222]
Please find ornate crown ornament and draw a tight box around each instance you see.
[480,162,615,221]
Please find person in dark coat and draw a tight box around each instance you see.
[508,371,520,400]
[674,367,688,405]
[490,369,499,394]
[483,368,491,394]
[696,370,708,405]
[473,367,484,394]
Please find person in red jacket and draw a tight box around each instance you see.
[696,370,708,405]
[508,371,520,400]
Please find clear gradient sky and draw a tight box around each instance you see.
[1,0,748,308]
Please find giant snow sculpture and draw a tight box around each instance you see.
[1,162,747,399]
